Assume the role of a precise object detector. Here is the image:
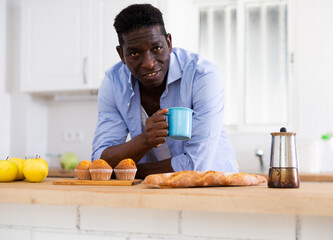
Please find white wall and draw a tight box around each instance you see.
[297,0,333,140]
[295,0,333,173]
[0,0,11,158]
[5,0,49,160]
[161,0,198,52]
[47,98,97,166]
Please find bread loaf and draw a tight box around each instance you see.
[143,170,267,188]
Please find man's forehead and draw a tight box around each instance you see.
[122,25,164,44]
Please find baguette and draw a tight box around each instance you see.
[143,170,267,188]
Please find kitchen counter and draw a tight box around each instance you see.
[48,168,333,182]
[1,178,333,239]
[1,178,333,216]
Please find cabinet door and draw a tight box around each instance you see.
[21,0,91,93]
[90,0,158,89]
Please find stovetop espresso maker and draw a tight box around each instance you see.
[268,127,300,188]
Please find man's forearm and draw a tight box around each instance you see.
[101,135,174,179]
[136,158,174,179]
[100,133,151,168]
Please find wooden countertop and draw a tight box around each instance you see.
[48,168,333,182]
[262,173,333,182]
[48,168,76,178]
[1,178,333,216]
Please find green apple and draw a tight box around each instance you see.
[9,157,25,180]
[60,152,79,170]
[23,157,49,183]
[0,159,18,182]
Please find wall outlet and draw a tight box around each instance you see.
[63,130,84,142]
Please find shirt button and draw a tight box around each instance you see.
[127,103,130,106]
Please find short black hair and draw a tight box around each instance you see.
[114,4,167,46]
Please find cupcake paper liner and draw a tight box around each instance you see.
[75,169,91,180]
[114,169,137,180]
[89,169,113,181]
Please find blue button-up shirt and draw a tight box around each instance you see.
[92,48,238,173]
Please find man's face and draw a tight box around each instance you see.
[116,25,172,88]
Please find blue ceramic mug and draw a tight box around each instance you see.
[166,107,193,140]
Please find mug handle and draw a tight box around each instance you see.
[165,110,169,136]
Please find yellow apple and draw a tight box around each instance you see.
[0,159,18,182]
[9,157,25,180]
[23,157,49,183]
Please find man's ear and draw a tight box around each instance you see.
[116,46,126,65]
[166,33,172,53]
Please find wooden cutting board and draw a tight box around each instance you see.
[53,179,142,186]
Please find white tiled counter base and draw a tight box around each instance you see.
[1,203,333,240]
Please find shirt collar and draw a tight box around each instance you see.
[167,51,182,85]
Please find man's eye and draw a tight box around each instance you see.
[130,52,138,57]
[153,46,162,51]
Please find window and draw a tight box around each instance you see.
[197,0,293,132]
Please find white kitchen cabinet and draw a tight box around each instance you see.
[21,0,92,93]
[20,0,159,94]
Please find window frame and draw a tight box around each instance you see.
[193,0,297,133]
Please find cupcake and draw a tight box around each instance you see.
[114,158,137,180]
[89,159,112,181]
[75,160,92,180]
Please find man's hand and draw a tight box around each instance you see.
[143,108,168,148]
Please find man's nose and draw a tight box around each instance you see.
[142,51,156,69]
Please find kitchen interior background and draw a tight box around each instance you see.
[1,0,333,173]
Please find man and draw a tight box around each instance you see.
[91,4,238,179]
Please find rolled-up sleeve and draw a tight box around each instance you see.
[91,74,128,160]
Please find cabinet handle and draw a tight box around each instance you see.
[82,57,87,84]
